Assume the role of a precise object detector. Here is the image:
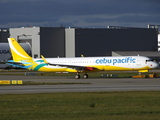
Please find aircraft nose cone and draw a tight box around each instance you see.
[151,62,159,68]
[148,62,156,69]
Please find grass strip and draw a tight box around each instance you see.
[0,91,160,120]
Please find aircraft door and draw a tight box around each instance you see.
[136,57,141,66]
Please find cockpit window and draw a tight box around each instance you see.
[146,59,153,62]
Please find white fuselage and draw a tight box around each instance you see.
[33,56,158,72]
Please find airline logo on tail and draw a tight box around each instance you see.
[8,38,31,62]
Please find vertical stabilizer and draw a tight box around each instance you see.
[8,38,32,62]
[7,38,40,70]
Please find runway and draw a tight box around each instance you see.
[0,75,160,94]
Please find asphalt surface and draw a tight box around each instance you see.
[0,75,160,94]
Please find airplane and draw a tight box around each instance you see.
[7,38,159,79]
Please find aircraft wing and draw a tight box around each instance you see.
[47,63,94,71]
[41,55,95,71]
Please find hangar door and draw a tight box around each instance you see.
[18,35,32,46]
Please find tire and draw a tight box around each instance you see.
[83,74,88,79]
[75,75,80,79]
[145,75,149,78]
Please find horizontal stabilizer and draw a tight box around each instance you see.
[0,60,22,65]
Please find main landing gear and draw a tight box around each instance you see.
[75,72,89,79]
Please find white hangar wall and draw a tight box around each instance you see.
[10,27,40,58]
[65,28,75,57]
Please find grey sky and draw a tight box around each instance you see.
[0,0,160,28]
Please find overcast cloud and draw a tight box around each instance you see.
[0,0,160,28]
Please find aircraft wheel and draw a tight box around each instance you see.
[75,75,80,79]
[83,74,88,79]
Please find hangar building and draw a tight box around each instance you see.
[6,26,159,58]
[66,27,157,57]
[10,27,65,58]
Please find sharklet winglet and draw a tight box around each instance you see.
[41,55,48,64]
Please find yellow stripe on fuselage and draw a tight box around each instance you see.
[102,65,151,71]
[38,67,67,72]
[35,65,151,73]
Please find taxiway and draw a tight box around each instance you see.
[0,75,160,94]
